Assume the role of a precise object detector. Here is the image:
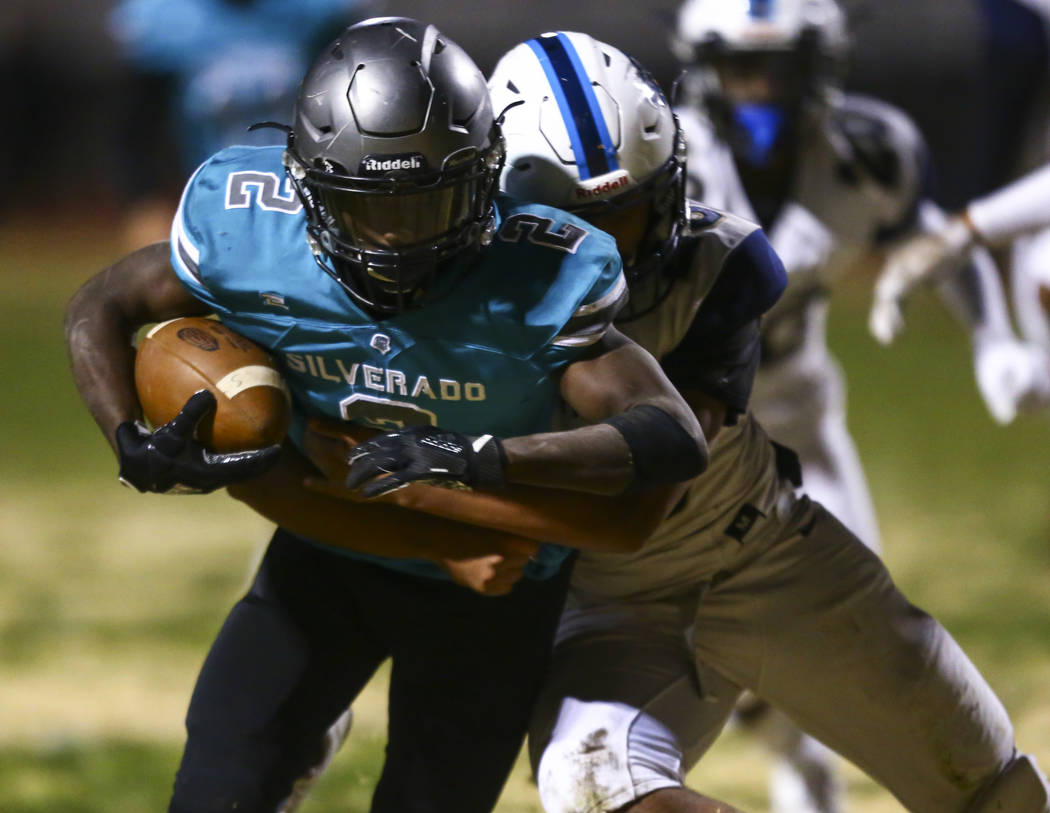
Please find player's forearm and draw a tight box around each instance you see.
[500,422,634,495]
[66,274,151,452]
[388,388,726,549]
[302,418,680,551]
[64,244,207,453]
[388,477,687,553]
[229,447,532,561]
[503,337,707,496]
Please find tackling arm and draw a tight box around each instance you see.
[302,371,729,556]
[341,327,707,500]
[226,444,539,563]
[303,418,692,554]
[394,383,728,551]
[501,326,708,496]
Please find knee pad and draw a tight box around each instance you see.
[967,754,1050,813]
[537,729,624,813]
[536,699,683,813]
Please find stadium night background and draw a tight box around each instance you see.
[2,0,1048,809]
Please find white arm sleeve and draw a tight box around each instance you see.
[967,163,1050,246]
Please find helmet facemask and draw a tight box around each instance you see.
[693,39,826,170]
[673,0,850,170]
[286,133,505,316]
[286,17,503,317]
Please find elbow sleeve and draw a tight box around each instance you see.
[603,404,707,489]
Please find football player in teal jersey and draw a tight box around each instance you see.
[64,17,713,813]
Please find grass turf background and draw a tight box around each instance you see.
[2,216,1048,811]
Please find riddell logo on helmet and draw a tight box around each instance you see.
[574,172,632,200]
[359,153,428,175]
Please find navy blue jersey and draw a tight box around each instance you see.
[171,146,627,579]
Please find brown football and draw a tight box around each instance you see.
[134,317,291,452]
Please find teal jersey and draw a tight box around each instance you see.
[170,145,626,579]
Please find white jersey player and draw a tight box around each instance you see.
[872,162,1050,412]
[670,3,1045,805]
[490,29,1050,813]
[672,0,1036,537]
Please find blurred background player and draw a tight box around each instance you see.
[489,29,1050,813]
[64,17,710,812]
[107,0,380,247]
[669,1,1046,806]
[865,0,1050,418]
[872,162,1050,417]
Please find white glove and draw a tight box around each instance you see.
[974,339,1050,424]
[869,217,976,345]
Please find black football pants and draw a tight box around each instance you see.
[168,528,574,813]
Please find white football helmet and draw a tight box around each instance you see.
[489,31,687,319]
[673,0,848,61]
[671,0,849,167]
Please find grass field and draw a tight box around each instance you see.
[2,216,1048,812]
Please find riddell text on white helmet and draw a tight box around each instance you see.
[574,173,632,200]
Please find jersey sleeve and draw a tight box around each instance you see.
[550,269,628,349]
[967,163,1050,245]
[660,228,786,423]
[504,200,629,367]
[169,158,234,315]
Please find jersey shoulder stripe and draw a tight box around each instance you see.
[552,272,628,346]
[171,160,209,292]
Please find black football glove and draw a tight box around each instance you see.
[345,425,507,497]
[115,389,282,494]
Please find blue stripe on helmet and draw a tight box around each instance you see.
[526,34,618,180]
[750,0,774,19]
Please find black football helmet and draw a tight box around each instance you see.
[284,17,505,315]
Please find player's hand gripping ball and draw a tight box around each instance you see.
[134,317,291,452]
[116,390,282,494]
[121,317,289,494]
